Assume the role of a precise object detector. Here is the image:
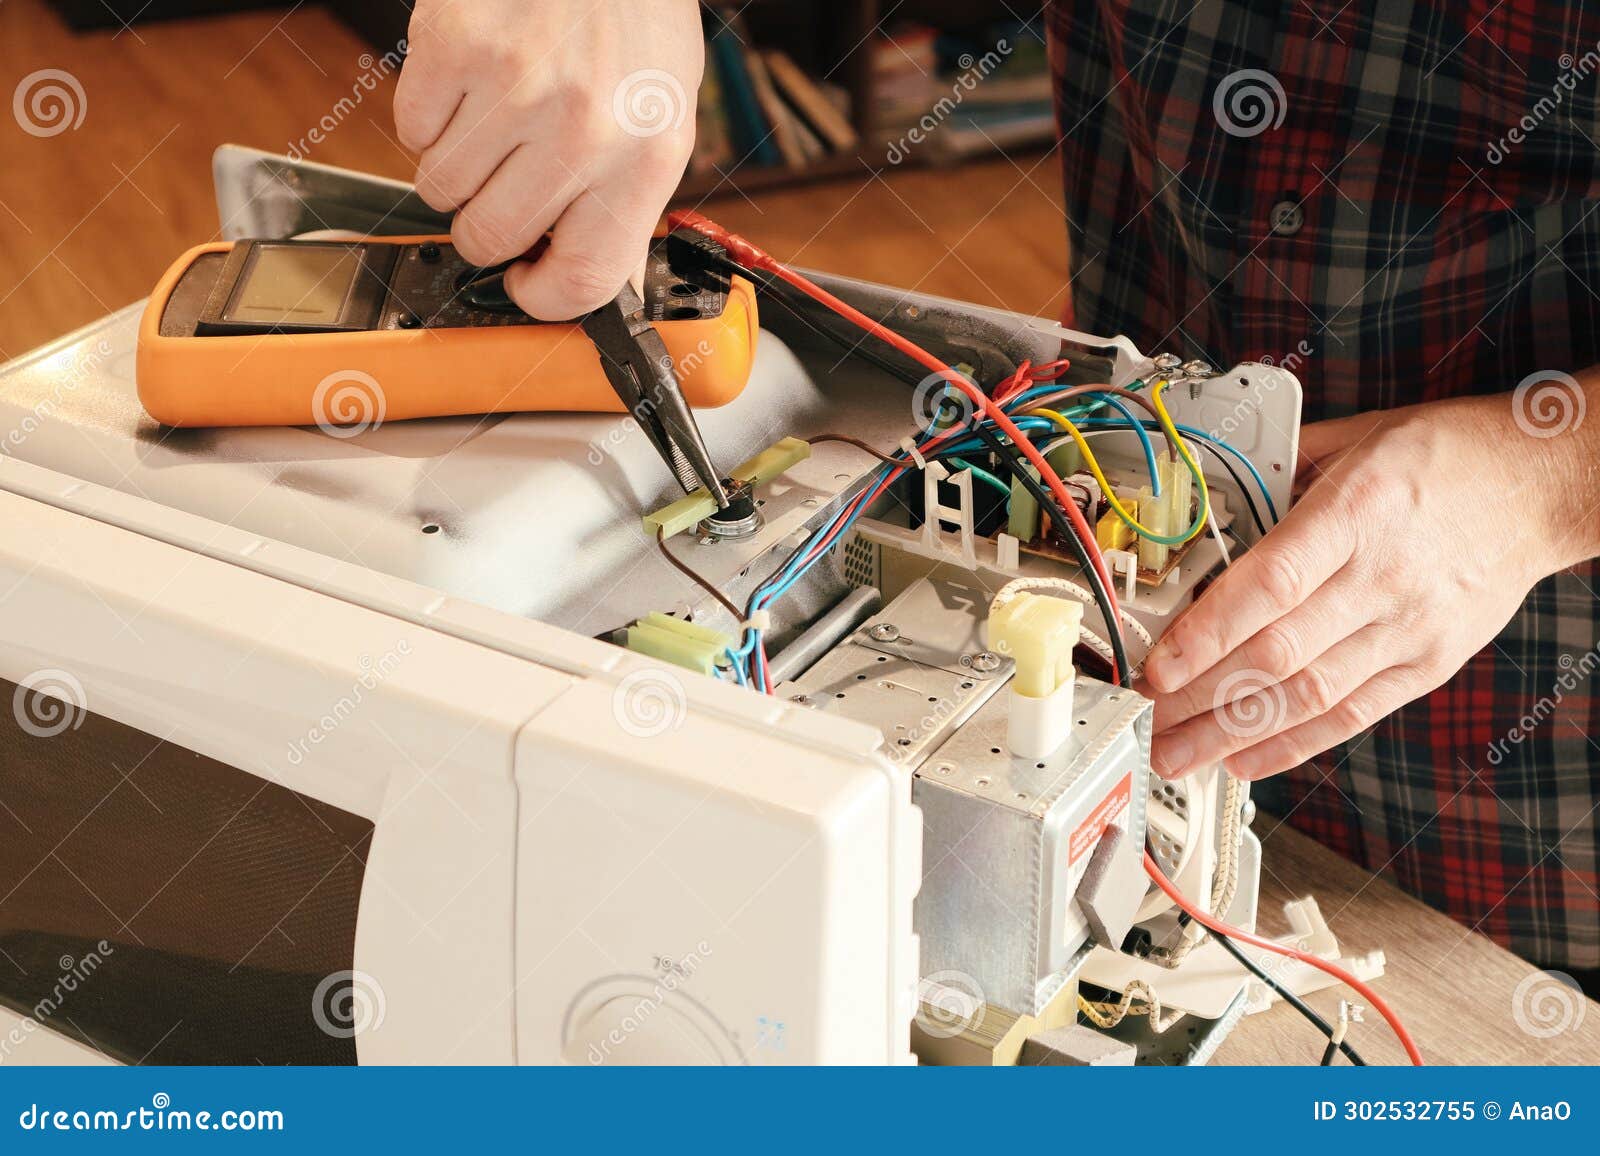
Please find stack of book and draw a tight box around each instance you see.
[871,23,942,134]
[692,11,859,174]
[871,18,1054,160]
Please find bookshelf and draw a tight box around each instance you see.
[46,1,1050,204]
[674,1,1052,204]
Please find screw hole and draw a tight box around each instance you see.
[421,522,441,534]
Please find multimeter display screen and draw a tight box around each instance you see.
[224,245,359,325]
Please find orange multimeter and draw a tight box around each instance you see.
[135,233,758,428]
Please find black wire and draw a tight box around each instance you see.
[720,250,1348,1056]
[713,250,1131,683]
[1208,925,1367,1066]
[749,260,1275,539]
[1191,441,1269,535]
[1320,1038,1341,1066]
[973,423,1131,687]
[918,436,1266,537]
[751,267,972,388]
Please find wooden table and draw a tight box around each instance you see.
[1214,821,1600,1065]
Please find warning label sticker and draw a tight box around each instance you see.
[1068,774,1132,864]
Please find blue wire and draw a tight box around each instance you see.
[1073,417,1280,522]
[1002,384,1071,411]
[916,416,1057,460]
[1084,395,1161,495]
[733,395,1253,687]
[730,460,898,683]
[1001,389,1161,495]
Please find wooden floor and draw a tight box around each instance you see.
[0,0,1069,360]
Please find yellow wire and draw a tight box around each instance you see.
[1024,380,1210,546]
[1148,379,1210,514]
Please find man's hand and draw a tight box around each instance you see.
[394,0,703,319]
[1142,382,1600,781]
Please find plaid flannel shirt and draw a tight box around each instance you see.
[1047,0,1600,969]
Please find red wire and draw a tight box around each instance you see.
[669,211,1125,683]
[993,358,1071,406]
[1141,851,1425,1065]
[670,215,1410,1061]
[677,216,1411,1062]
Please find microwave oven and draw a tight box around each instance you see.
[0,148,1298,1066]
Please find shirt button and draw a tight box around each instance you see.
[1269,200,1303,236]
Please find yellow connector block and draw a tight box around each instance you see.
[1007,463,1041,542]
[625,611,735,676]
[988,592,1083,699]
[642,436,812,539]
[1137,454,1191,572]
[1095,502,1137,552]
[1045,441,1081,480]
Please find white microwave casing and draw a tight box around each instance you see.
[0,449,919,1065]
[0,148,1299,1066]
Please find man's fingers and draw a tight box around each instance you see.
[1148,625,1392,779]
[1221,665,1422,781]
[1296,411,1383,473]
[1143,491,1355,693]
[393,52,463,155]
[449,144,577,267]
[413,90,520,212]
[502,185,661,320]
[1151,567,1373,732]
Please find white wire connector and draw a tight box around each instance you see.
[898,437,927,469]
[990,577,1155,649]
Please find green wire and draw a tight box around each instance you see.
[930,384,1153,513]
[947,457,1012,500]
[1024,381,1210,547]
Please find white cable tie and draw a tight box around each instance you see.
[741,610,772,633]
[898,437,927,469]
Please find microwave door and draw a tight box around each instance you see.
[0,481,569,1066]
